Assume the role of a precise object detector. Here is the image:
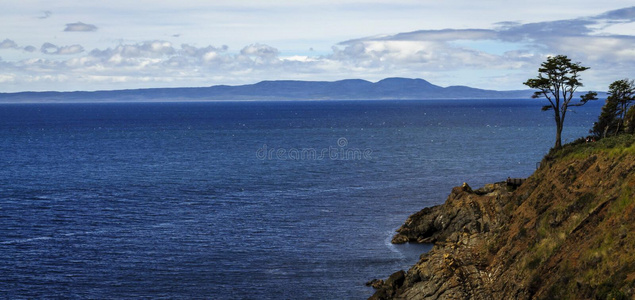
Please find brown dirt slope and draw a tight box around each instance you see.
[370,134,635,300]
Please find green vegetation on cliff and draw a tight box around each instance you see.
[545,133,635,161]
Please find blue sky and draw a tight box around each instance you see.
[0,1,634,92]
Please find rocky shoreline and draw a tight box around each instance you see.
[368,137,635,299]
[369,182,515,299]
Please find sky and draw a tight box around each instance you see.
[0,1,634,93]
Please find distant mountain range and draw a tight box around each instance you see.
[0,78,603,102]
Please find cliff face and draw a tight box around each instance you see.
[371,135,635,300]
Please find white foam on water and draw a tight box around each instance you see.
[384,230,405,259]
[1,236,53,245]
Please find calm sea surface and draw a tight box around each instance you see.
[0,99,601,299]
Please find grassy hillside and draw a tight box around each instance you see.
[496,134,635,299]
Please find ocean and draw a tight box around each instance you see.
[0,99,601,299]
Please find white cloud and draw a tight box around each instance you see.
[0,39,19,49]
[240,44,280,62]
[40,43,84,55]
[58,45,84,55]
[0,39,36,53]
[64,22,98,32]
[40,43,58,54]
[90,41,176,60]
[38,11,52,19]
[0,74,16,83]
[326,6,635,90]
[282,55,316,62]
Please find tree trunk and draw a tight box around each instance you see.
[555,121,563,149]
[554,109,563,149]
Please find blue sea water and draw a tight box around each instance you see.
[0,99,601,299]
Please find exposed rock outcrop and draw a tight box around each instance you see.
[371,135,635,299]
[391,182,512,245]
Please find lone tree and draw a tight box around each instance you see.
[524,55,597,149]
[592,79,635,138]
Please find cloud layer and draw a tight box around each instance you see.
[0,6,633,92]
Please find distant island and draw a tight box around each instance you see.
[0,78,541,103]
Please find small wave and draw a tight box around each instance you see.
[1,222,180,245]
[1,236,53,245]
[1,230,104,244]
[265,268,289,276]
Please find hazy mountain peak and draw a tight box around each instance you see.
[0,78,535,102]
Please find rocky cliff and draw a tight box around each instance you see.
[370,134,635,300]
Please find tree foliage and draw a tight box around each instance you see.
[524,55,597,149]
[592,79,635,138]
[625,106,635,134]
[592,99,620,138]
